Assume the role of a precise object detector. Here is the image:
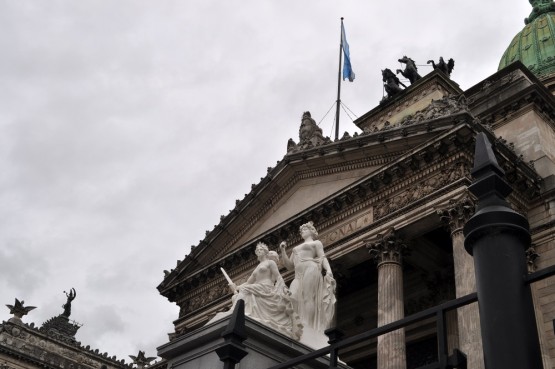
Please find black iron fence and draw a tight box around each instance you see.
[262,262,555,369]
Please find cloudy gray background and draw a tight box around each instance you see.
[0,0,530,362]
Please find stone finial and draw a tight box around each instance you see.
[437,194,475,234]
[366,229,408,266]
[286,111,330,153]
[6,298,36,322]
[129,351,156,369]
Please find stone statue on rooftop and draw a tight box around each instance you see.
[286,111,331,153]
[208,243,302,340]
[279,222,336,346]
[396,56,421,84]
[62,288,76,318]
[427,57,455,77]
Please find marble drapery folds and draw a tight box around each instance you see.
[234,279,302,341]
[289,249,336,334]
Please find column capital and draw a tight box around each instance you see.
[437,194,475,234]
[366,228,407,266]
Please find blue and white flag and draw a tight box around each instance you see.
[341,23,355,82]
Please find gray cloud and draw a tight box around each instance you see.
[0,0,533,361]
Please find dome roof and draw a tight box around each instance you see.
[499,4,555,78]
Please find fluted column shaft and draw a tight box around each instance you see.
[439,196,484,369]
[527,246,553,369]
[452,229,484,369]
[377,261,406,369]
[368,230,407,369]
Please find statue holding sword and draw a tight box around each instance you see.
[210,242,303,340]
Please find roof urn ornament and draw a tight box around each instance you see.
[129,351,156,369]
[6,298,36,323]
[427,57,455,77]
[396,56,421,84]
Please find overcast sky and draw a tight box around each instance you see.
[0,0,531,363]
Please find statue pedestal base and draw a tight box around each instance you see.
[158,316,352,369]
[299,325,329,350]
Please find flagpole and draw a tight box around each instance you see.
[335,17,344,141]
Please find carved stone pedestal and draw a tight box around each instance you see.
[158,315,350,369]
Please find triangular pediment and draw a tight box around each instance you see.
[158,121,465,295]
[229,163,380,250]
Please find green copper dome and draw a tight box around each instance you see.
[499,1,555,78]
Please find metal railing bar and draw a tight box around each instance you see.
[266,293,477,369]
[525,264,555,284]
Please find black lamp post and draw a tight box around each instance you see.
[464,133,542,369]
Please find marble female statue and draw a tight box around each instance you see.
[208,242,302,340]
[279,222,336,337]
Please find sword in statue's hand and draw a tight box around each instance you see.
[220,267,238,293]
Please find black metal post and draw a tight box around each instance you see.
[463,133,542,369]
[436,310,448,369]
[215,300,248,369]
[325,327,344,369]
[334,17,344,141]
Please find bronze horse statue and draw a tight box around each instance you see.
[396,56,421,85]
[382,68,405,99]
[427,57,455,77]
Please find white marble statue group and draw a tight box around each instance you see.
[216,221,336,346]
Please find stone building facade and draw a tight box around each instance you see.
[0,296,157,369]
[154,2,555,368]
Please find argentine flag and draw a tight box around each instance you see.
[342,23,355,82]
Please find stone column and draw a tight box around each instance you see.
[367,229,407,369]
[438,196,484,369]
[527,246,553,369]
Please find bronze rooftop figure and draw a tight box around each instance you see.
[427,57,455,77]
[396,56,421,84]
